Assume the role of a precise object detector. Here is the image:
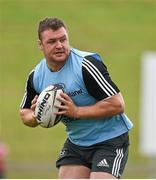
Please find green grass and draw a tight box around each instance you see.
[1,0,156,178]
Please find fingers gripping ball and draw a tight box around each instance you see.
[35,85,63,128]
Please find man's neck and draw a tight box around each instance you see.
[46,60,66,72]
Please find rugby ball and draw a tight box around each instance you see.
[35,85,63,128]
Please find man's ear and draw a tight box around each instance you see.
[38,39,43,50]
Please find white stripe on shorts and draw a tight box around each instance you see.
[112,148,124,177]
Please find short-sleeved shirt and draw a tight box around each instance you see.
[20,48,133,146]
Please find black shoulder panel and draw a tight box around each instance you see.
[82,55,120,100]
[20,70,39,109]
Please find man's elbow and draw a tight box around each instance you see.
[116,93,125,114]
[19,109,28,125]
[117,100,125,114]
[19,109,38,127]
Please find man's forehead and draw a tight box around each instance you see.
[41,27,68,40]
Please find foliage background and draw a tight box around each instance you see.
[0,0,156,178]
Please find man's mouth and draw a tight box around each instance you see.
[55,51,64,54]
[54,52,65,57]
[55,51,64,55]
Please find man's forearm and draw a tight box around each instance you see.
[75,93,125,119]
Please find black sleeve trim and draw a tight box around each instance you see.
[20,70,39,109]
[82,55,120,100]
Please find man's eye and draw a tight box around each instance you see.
[48,40,56,44]
[60,38,66,43]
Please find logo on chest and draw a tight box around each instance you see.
[51,83,83,97]
[67,88,83,97]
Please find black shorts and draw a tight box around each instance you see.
[56,132,129,178]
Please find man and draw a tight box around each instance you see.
[19,17,133,179]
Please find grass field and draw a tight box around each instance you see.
[1,0,156,178]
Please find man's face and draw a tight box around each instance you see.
[39,27,70,64]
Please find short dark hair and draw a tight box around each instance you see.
[38,17,67,40]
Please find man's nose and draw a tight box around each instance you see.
[56,41,63,48]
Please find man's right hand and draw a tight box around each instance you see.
[19,95,39,127]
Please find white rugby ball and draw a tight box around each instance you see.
[35,85,63,128]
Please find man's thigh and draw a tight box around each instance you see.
[90,172,116,179]
[58,165,91,179]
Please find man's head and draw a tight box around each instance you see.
[38,17,70,71]
[38,17,67,40]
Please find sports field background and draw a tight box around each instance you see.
[0,0,156,178]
